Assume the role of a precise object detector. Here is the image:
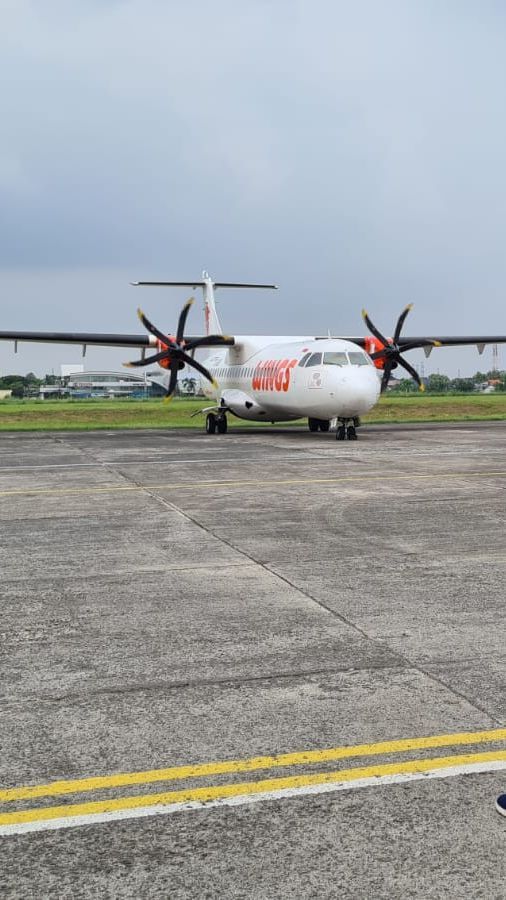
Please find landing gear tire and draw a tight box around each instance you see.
[206,413,217,434]
[335,417,360,440]
[216,415,228,434]
[309,418,331,433]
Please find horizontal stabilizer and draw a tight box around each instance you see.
[131,281,278,290]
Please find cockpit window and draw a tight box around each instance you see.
[305,352,322,367]
[323,352,349,366]
[348,351,370,366]
[298,352,311,367]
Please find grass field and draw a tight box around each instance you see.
[0,394,505,431]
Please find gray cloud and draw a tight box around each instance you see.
[1,1,505,375]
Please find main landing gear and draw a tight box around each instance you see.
[206,412,227,434]
[336,417,359,441]
[308,417,330,433]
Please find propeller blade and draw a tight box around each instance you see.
[137,308,170,345]
[185,334,232,350]
[380,360,393,393]
[369,339,439,360]
[176,297,194,343]
[362,310,389,347]
[163,363,180,404]
[398,339,442,353]
[178,350,218,387]
[393,304,413,343]
[124,348,172,368]
[398,356,424,390]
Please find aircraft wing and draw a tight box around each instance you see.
[399,335,506,351]
[341,335,506,354]
[0,332,234,349]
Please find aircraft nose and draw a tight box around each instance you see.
[331,366,380,416]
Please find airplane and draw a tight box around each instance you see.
[1,271,505,440]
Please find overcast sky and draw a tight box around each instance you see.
[1,0,505,376]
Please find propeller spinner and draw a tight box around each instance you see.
[125,298,224,401]
[362,304,441,393]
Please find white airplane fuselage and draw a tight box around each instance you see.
[198,336,381,422]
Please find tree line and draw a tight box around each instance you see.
[391,371,506,393]
[0,373,46,397]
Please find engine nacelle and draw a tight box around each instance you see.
[364,336,390,370]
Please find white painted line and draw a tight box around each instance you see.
[2,758,506,837]
[0,454,319,472]
[0,463,99,471]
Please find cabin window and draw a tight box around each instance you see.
[305,352,322,367]
[323,352,348,366]
[348,351,370,366]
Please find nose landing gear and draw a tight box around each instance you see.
[336,418,360,441]
[206,412,228,434]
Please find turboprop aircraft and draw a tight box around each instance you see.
[1,271,506,440]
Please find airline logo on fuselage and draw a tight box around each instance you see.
[252,358,298,392]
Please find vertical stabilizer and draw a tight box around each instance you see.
[202,271,222,336]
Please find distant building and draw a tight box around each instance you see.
[39,371,167,400]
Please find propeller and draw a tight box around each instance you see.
[362,304,441,393]
[124,298,225,401]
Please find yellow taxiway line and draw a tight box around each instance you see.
[1,749,506,833]
[2,728,506,835]
[0,470,505,498]
[2,727,506,804]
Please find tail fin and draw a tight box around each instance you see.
[202,271,222,336]
[131,272,277,336]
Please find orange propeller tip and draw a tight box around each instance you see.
[136,307,144,319]
[361,309,368,319]
[434,340,442,347]
[419,383,426,392]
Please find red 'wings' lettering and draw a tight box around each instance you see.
[251,358,298,392]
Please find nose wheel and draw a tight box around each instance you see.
[206,412,228,434]
[336,418,359,440]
